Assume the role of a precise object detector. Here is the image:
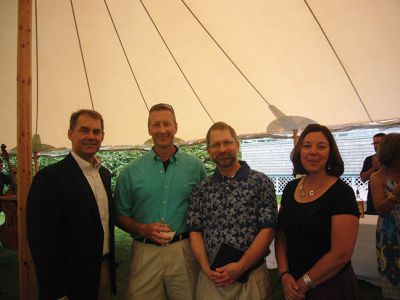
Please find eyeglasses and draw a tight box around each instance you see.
[371,142,380,145]
[208,140,236,149]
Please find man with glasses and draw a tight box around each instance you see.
[188,122,277,300]
[360,132,386,214]
[115,103,206,300]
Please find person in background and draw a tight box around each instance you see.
[188,121,277,300]
[0,144,17,195]
[27,109,116,300]
[276,124,359,300]
[360,133,386,214]
[370,133,400,300]
[115,103,206,300]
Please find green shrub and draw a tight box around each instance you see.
[5,143,238,190]
[19,144,214,190]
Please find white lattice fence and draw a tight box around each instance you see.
[270,175,368,199]
[340,176,369,200]
[270,176,294,195]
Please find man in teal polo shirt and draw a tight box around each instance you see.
[115,103,206,300]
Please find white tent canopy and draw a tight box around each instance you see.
[1,0,399,149]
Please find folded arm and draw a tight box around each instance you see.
[189,231,224,284]
[371,170,399,216]
[216,228,275,283]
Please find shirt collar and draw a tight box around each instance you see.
[211,161,250,182]
[151,145,180,162]
[71,151,101,172]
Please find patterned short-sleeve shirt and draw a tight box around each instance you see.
[187,161,277,261]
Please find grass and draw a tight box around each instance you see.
[0,214,382,299]
[0,246,19,299]
[0,212,19,300]
[114,229,131,297]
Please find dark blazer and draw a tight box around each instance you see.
[27,154,116,300]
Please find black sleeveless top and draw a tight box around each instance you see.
[278,178,359,279]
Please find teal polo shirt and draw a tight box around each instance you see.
[115,148,207,238]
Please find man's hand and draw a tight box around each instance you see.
[140,222,172,245]
[202,268,226,286]
[213,262,244,286]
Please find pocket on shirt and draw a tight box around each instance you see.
[184,180,198,191]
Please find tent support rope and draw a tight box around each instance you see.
[69,0,95,110]
[103,0,149,111]
[303,0,372,122]
[139,0,214,123]
[181,0,273,109]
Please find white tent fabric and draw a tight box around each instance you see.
[1,0,399,149]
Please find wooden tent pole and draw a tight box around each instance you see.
[293,129,299,145]
[17,0,36,299]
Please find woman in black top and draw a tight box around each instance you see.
[276,124,359,300]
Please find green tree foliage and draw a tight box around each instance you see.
[98,150,146,189]
[3,143,242,190]
[37,156,63,169]
[180,144,215,176]
[4,144,213,191]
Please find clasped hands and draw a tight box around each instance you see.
[281,273,308,300]
[204,262,244,287]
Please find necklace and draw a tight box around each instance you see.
[299,176,323,198]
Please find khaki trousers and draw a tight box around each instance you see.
[126,239,199,300]
[196,263,272,300]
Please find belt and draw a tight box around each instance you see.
[135,232,189,246]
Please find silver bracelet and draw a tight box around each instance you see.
[302,273,316,288]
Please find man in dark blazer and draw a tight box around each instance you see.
[27,109,116,300]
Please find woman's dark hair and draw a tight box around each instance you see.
[291,124,344,177]
[377,133,400,167]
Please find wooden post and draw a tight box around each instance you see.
[17,0,36,299]
[293,129,299,145]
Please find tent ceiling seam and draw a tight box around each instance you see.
[69,0,95,110]
[303,0,373,122]
[140,0,215,123]
[103,0,149,112]
[181,0,273,109]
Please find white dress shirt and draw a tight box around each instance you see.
[71,151,110,255]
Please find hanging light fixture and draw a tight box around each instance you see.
[267,105,317,145]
